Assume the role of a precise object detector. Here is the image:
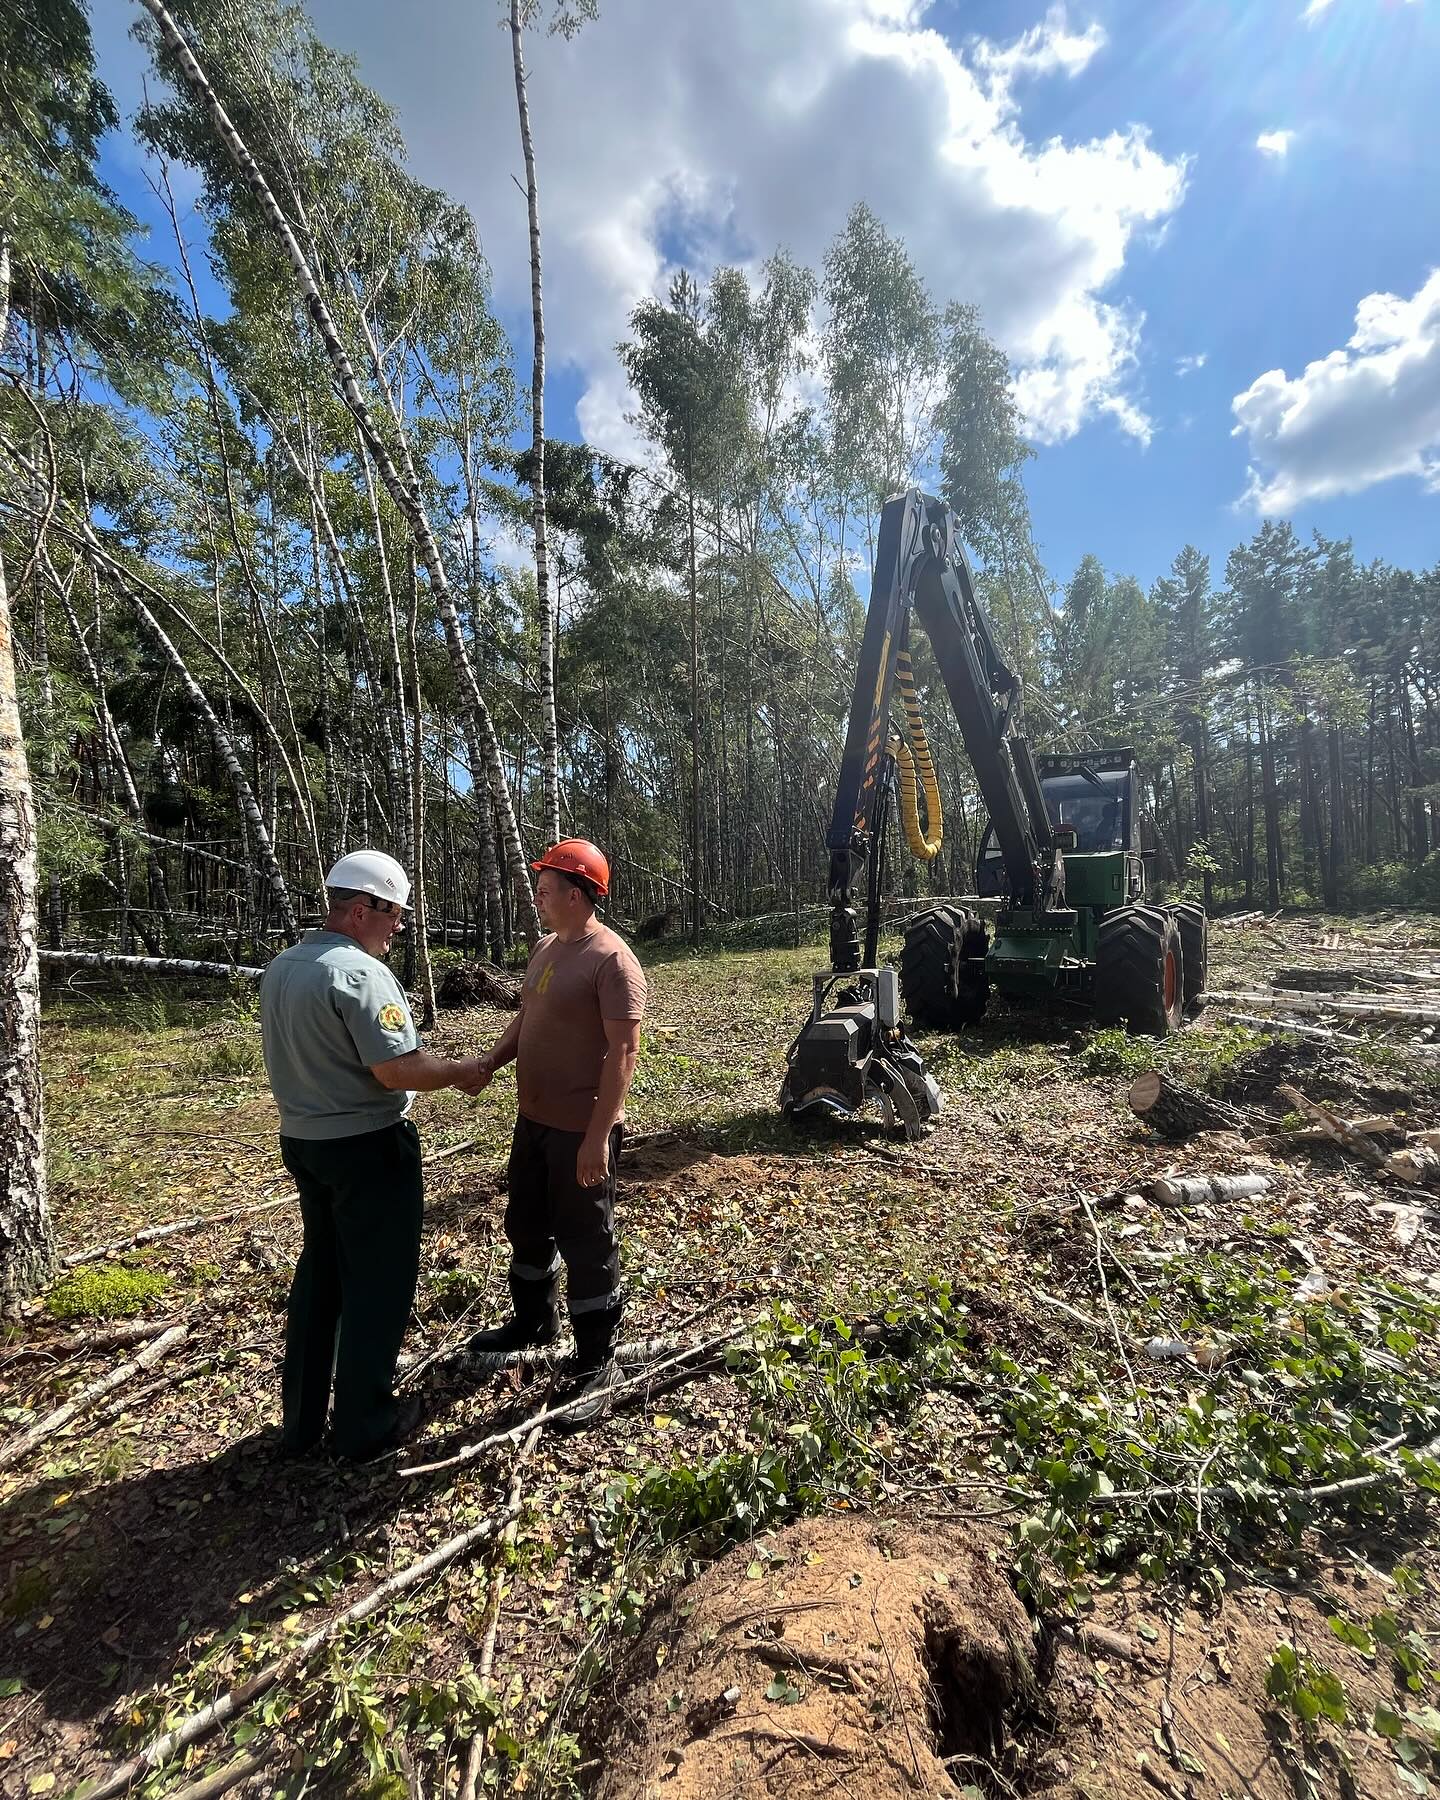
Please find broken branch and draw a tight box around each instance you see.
[0,1324,189,1472]
[83,1499,521,1800]
[401,1322,754,1478]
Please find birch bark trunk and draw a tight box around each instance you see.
[137,0,540,943]
[407,551,437,1028]
[509,0,561,848]
[0,536,54,1307]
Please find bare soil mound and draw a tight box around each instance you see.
[590,1513,1038,1799]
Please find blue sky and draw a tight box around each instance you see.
[90,0,1438,593]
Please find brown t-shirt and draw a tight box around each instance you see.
[515,923,648,1132]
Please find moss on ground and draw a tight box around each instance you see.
[45,1263,172,1320]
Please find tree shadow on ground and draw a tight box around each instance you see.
[0,1358,518,1744]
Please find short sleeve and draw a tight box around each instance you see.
[598,947,647,1021]
[333,967,419,1065]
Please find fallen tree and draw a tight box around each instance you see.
[41,951,263,980]
[1126,1071,1252,1139]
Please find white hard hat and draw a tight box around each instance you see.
[325,848,412,910]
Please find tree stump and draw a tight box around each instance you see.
[1127,1070,1250,1139]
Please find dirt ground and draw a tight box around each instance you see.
[8,908,1440,1798]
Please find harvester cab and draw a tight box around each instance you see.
[779,488,1208,1141]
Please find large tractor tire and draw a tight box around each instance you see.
[1094,904,1184,1037]
[900,905,989,1030]
[1171,902,1208,1014]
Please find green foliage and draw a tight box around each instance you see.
[1265,1642,1350,1733]
[45,1263,171,1320]
[982,1253,1440,1604]
[1075,1019,1264,1091]
[602,1280,969,1555]
[427,1268,487,1320]
[1074,1028,1156,1080]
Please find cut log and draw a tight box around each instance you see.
[40,950,263,980]
[1276,1084,1388,1169]
[1150,1172,1271,1206]
[401,1321,754,1478]
[1209,990,1440,1026]
[463,1333,683,1374]
[1251,1115,1401,1153]
[61,1196,291,1268]
[1270,965,1435,992]
[1126,1072,1251,1139]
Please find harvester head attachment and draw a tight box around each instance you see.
[779,968,942,1142]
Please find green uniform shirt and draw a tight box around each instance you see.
[260,931,420,1140]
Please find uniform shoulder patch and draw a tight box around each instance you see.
[377,1002,407,1030]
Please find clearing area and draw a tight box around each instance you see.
[10,908,1440,1799]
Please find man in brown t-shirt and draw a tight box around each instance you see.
[468,839,647,1425]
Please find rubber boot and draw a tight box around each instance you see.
[466,1270,560,1356]
[555,1305,622,1431]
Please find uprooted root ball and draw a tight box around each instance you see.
[590,1513,1039,1800]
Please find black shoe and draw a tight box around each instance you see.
[338,1393,426,1465]
[466,1271,561,1356]
[465,1313,560,1355]
[553,1355,621,1431]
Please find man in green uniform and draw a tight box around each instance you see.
[467,839,646,1427]
[260,849,488,1460]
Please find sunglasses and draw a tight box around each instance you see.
[360,896,408,930]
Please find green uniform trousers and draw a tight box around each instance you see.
[278,1118,423,1457]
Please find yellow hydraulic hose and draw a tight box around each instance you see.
[892,651,943,860]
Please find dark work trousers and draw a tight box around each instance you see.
[504,1115,622,1326]
[278,1119,423,1457]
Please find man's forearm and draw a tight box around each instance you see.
[485,1010,524,1070]
[586,1049,638,1140]
[379,1048,471,1092]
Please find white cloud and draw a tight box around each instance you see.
[1176,352,1208,376]
[188,0,1186,452]
[973,4,1106,85]
[1302,0,1336,20]
[1256,129,1295,158]
[1231,267,1440,509]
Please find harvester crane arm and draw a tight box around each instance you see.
[824,489,1060,974]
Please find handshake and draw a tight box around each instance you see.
[453,1053,497,1097]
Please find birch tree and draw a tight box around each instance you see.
[137,0,541,942]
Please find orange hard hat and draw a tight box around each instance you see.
[531,837,610,898]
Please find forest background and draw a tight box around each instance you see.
[4,0,1439,1005]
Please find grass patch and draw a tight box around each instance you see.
[184,1036,265,1081]
[1075,1019,1266,1091]
[45,1263,172,1320]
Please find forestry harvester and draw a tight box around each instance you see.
[779,489,1208,1140]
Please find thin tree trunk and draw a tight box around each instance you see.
[1325,719,1345,908]
[509,0,560,849]
[124,582,297,939]
[139,0,540,942]
[407,551,437,1029]
[1258,689,1282,910]
[52,574,181,947]
[0,534,54,1307]
[685,418,701,948]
